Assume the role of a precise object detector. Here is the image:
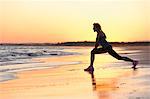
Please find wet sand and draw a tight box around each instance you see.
[0,46,150,99]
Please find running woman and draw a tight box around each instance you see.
[84,23,138,72]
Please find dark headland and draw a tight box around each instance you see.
[0,41,150,46]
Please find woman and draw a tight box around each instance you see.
[84,23,138,72]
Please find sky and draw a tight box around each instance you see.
[0,0,149,43]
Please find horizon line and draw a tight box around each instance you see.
[0,41,150,44]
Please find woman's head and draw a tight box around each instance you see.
[93,23,101,32]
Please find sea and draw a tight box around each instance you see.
[0,45,80,66]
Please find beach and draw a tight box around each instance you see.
[0,46,150,99]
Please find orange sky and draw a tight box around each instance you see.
[0,0,149,43]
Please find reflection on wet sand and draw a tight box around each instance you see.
[88,69,138,99]
[88,71,118,99]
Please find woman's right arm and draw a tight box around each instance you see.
[95,33,100,48]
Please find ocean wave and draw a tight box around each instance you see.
[0,73,17,82]
[0,46,80,66]
[0,61,81,73]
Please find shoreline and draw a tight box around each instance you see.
[0,55,82,82]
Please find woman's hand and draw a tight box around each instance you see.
[95,43,99,49]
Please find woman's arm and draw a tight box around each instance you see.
[95,33,100,48]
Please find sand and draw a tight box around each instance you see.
[0,46,150,99]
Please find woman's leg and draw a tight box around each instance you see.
[107,47,138,68]
[90,48,107,66]
[84,48,107,71]
[107,47,133,62]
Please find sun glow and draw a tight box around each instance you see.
[0,0,149,43]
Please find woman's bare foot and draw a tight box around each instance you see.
[84,66,94,72]
[132,60,139,69]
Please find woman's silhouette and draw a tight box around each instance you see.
[84,23,138,72]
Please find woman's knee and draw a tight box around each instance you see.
[117,56,122,60]
[91,49,96,54]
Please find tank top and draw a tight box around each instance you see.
[99,33,112,49]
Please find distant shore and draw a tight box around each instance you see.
[0,41,150,46]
